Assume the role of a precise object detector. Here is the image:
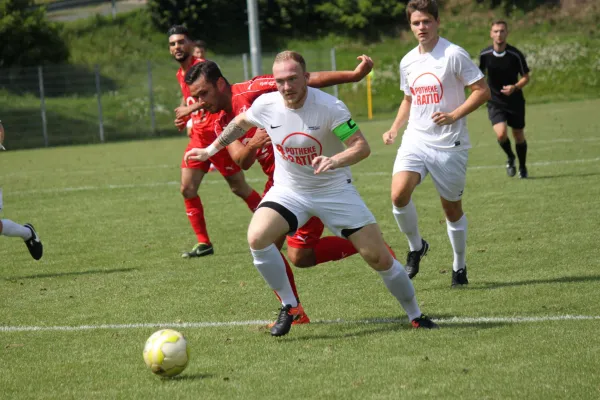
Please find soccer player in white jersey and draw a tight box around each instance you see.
[0,120,44,260]
[185,51,438,336]
[382,0,490,287]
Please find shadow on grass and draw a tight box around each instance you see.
[280,315,508,341]
[523,172,600,180]
[4,267,137,281]
[473,274,600,290]
[166,373,214,381]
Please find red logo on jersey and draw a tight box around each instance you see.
[411,72,444,105]
[275,133,322,166]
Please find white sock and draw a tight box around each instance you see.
[377,259,421,321]
[392,200,422,251]
[1,219,31,240]
[250,244,298,307]
[446,215,467,272]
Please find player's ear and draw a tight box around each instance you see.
[216,77,227,91]
[304,72,310,82]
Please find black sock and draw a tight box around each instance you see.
[498,139,515,161]
[516,141,527,168]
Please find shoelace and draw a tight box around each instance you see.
[275,306,291,325]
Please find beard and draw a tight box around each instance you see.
[174,52,190,63]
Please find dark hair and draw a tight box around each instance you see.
[194,40,207,49]
[406,0,439,22]
[167,25,190,38]
[273,51,306,72]
[185,60,228,86]
[491,20,508,29]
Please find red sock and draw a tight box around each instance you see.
[273,252,300,304]
[314,236,358,265]
[385,242,396,258]
[184,196,210,244]
[244,190,262,212]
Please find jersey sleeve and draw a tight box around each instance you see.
[330,100,358,141]
[450,47,484,86]
[244,95,267,129]
[399,61,411,95]
[516,49,530,75]
[478,52,487,74]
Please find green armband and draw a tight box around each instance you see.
[333,119,359,141]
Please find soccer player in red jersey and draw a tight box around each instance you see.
[168,25,262,258]
[184,56,397,325]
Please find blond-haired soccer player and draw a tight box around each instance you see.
[382,0,490,286]
[0,121,44,260]
[186,51,438,336]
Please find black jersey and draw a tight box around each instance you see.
[479,44,529,107]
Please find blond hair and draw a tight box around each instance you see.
[273,51,307,72]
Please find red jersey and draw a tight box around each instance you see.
[176,57,218,144]
[217,75,278,177]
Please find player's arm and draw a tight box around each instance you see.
[184,113,255,163]
[383,95,412,145]
[503,72,530,95]
[226,129,270,170]
[312,121,370,174]
[0,120,5,150]
[308,55,373,87]
[432,78,491,126]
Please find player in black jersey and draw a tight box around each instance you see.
[479,20,531,178]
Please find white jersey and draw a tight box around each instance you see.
[400,37,484,150]
[245,87,354,192]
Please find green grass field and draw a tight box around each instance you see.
[1,99,600,399]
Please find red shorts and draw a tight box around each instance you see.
[286,216,325,249]
[181,142,241,176]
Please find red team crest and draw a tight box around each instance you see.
[411,72,444,105]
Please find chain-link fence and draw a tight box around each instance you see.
[0,48,348,150]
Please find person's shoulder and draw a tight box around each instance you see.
[441,38,469,57]
[479,45,494,56]
[232,75,276,95]
[506,44,526,57]
[400,46,420,67]
[251,91,280,107]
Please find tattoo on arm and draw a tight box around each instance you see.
[217,123,247,148]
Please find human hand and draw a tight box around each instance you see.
[501,85,516,96]
[174,106,192,119]
[184,148,210,166]
[312,156,339,174]
[247,128,271,150]
[175,118,187,131]
[353,55,374,81]
[431,111,456,126]
[382,129,397,145]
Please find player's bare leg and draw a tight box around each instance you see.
[248,206,307,336]
[511,128,528,178]
[440,197,468,287]
[494,122,517,177]
[347,223,437,329]
[391,171,428,279]
[223,171,261,211]
[180,168,213,258]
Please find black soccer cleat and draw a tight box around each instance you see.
[405,239,429,279]
[23,223,43,260]
[506,158,516,177]
[411,314,439,329]
[270,304,306,337]
[518,166,528,179]
[451,266,469,287]
[181,242,214,258]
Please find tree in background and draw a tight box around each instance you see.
[0,0,69,67]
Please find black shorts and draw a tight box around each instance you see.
[487,102,525,129]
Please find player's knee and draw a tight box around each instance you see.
[361,248,393,271]
[180,184,198,199]
[288,249,315,268]
[391,190,411,208]
[247,228,270,250]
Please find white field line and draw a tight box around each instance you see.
[8,156,600,196]
[1,315,599,333]
[3,137,600,179]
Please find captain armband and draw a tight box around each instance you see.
[333,119,359,141]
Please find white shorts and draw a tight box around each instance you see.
[260,184,377,238]
[393,139,468,201]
